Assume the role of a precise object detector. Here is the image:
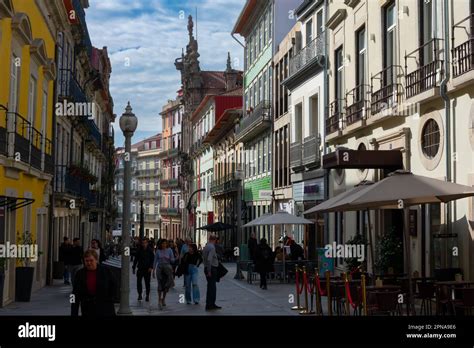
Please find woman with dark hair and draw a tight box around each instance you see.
[181,243,203,304]
[90,239,106,264]
[153,239,175,309]
[255,238,274,290]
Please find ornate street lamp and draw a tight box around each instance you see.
[118,102,137,315]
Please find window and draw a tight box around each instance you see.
[420,0,434,65]
[316,10,324,36]
[384,2,396,85]
[306,19,313,46]
[309,95,318,136]
[335,46,344,112]
[28,76,37,126]
[421,119,440,158]
[356,26,366,88]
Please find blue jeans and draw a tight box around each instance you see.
[185,265,200,304]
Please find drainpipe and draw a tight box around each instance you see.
[323,0,330,245]
[440,0,451,236]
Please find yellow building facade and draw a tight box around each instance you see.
[0,0,56,305]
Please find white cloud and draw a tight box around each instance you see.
[86,0,245,146]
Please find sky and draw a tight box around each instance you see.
[86,0,245,147]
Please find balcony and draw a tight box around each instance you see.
[30,126,42,170]
[210,173,241,197]
[290,141,303,170]
[302,134,321,167]
[84,119,101,148]
[135,168,161,177]
[72,0,93,59]
[160,207,181,216]
[345,84,370,126]
[134,190,160,199]
[55,164,91,198]
[370,66,402,116]
[325,100,344,135]
[235,100,272,143]
[405,38,443,99]
[157,147,179,159]
[289,33,325,78]
[452,15,474,79]
[58,69,87,104]
[160,178,179,189]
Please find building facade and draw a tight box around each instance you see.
[324,0,474,279]
[175,16,231,238]
[114,133,162,239]
[282,0,326,257]
[51,0,115,270]
[233,0,301,247]
[0,0,57,304]
[158,97,183,240]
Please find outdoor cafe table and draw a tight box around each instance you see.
[434,281,474,314]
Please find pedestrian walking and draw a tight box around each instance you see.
[255,238,274,290]
[59,237,72,285]
[202,235,221,311]
[69,238,83,286]
[90,239,106,264]
[71,249,117,316]
[247,232,258,261]
[168,240,179,281]
[181,243,202,305]
[133,238,154,302]
[180,238,192,287]
[153,239,175,310]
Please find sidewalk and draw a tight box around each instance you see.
[0,258,308,316]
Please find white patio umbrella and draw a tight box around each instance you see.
[243,211,314,283]
[319,170,474,315]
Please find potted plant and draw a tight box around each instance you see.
[345,233,368,279]
[15,230,35,302]
[375,227,403,275]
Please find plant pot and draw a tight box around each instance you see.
[0,272,5,308]
[15,267,34,302]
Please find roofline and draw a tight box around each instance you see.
[232,0,258,35]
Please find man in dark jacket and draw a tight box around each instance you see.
[248,232,258,261]
[59,237,72,285]
[132,238,154,302]
[255,238,274,290]
[71,249,117,316]
[68,238,83,286]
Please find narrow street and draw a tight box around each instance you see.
[0,261,308,316]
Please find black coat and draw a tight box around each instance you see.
[255,244,274,273]
[68,245,83,266]
[71,265,116,316]
[133,247,154,271]
[59,243,71,263]
[248,237,258,261]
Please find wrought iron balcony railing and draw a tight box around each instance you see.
[452,14,474,78]
[326,100,344,134]
[210,173,241,196]
[302,134,321,167]
[236,100,272,142]
[160,207,181,216]
[289,33,325,77]
[160,178,179,189]
[370,65,402,115]
[290,141,303,169]
[345,84,370,125]
[58,69,87,105]
[405,38,444,98]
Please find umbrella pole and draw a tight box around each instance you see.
[366,209,375,285]
[403,207,414,316]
